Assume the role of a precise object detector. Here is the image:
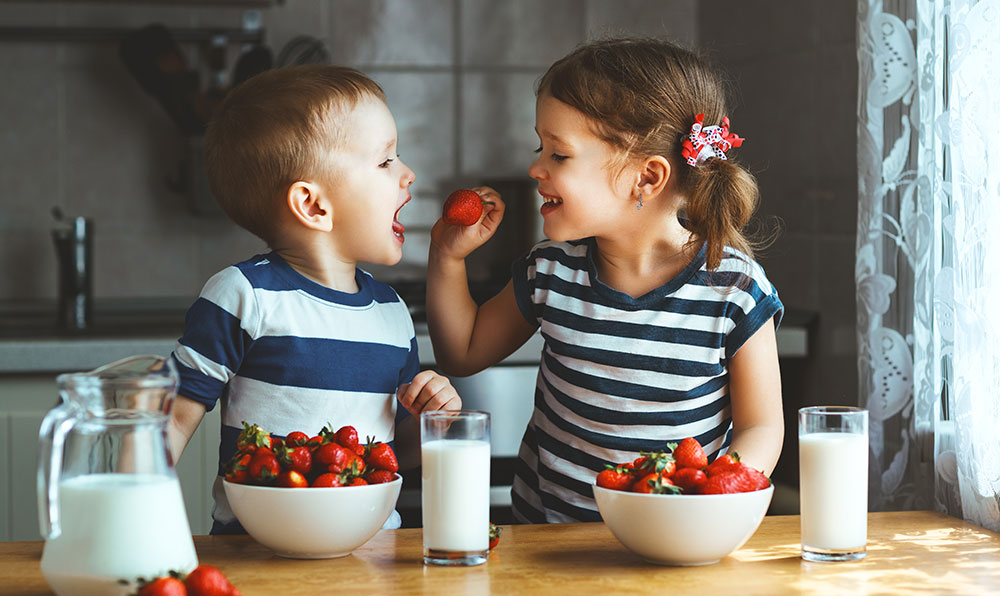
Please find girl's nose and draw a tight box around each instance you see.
[528,157,544,181]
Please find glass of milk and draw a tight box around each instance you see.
[421,410,491,566]
[798,406,869,562]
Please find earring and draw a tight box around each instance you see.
[636,193,643,210]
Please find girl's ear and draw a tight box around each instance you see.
[635,155,672,199]
[286,181,333,232]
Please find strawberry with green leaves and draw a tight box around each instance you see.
[596,464,635,491]
[489,523,501,550]
[366,440,399,473]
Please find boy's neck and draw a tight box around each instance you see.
[274,246,360,293]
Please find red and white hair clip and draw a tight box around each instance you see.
[681,113,745,167]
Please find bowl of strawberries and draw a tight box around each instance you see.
[222,422,403,559]
[593,437,774,566]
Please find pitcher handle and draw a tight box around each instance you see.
[37,403,75,540]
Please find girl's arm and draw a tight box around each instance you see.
[426,187,537,377]
[726,319,784,475]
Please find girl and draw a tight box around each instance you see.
[421,38,784,523]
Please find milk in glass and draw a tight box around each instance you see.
[421,439,491,552]
[799,432,868,552]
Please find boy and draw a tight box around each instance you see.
[167,65,461,534]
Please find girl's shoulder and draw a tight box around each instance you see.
[697,246,779,299]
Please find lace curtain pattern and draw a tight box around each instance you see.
[857,0,1000,530]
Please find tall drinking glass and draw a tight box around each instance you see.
[798,406,869,562]
[421,411,491,566]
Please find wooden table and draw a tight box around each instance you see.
[2,511,999,595]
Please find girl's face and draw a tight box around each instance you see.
[322,96,415,266]
[528,93,635,242]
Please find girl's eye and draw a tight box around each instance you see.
[379,158,395,168]
[534,145,567,162]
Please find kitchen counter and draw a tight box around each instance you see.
[1,511,997,595]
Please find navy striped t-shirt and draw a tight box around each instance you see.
[171,252,419,527]
[509,238,782,523]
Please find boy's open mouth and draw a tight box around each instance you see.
[393,195,410,241]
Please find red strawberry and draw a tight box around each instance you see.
[277,469,309,488]
[596,465,635,491]
[366,469,397,485]
[671,466,708,493]
[224,452,251,484]
[248,452,280,484]
[311,472,344,488]
[278,445,313,476]
[137,577,186,596]
[334,425,360,451]
[489,523,501,550]
[631,472,681,494]
[306,435,325,452]
[700,466,764,494]
[366,442,399,473]
[315,442,351,474]
[670,437,708,469]
[443,189,492,226]
[348,477,369,486]
[705,452,741,476]
[284,431,309,448]
[184,564,237,596]
[235,422,271,451]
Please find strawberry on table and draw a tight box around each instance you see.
[442,189,493,226]
[489,523,501,550]
[184,564,239,596]
[137,577,186,596]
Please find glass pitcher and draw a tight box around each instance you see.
[38,355,198,596]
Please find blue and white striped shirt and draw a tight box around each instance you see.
[510,238,782,522]
[171,252,419,526]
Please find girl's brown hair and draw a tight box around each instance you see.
[205,65,386,244]
[537,37,760,270]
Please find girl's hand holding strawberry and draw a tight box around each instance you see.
[396,369,462,416]
[430,186,505,261]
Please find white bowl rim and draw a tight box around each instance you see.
[223,474,401,492]
[593,483,774,499]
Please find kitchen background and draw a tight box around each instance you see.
[0,0,857,537]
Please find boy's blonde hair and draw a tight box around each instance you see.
[205,65,386,243]
[538,37,760,270]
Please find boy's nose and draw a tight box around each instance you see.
[401,164,416,187]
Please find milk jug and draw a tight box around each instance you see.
[38,355,198,596]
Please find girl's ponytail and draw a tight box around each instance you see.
[683,157,760,270]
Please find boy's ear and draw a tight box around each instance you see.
[286,181,333,232]
[635,155,672,199]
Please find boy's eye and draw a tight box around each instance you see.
[379,158,395,168]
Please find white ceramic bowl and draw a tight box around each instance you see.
[223,476,402,559]
[593,484,774,566]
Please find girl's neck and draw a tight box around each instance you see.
[592,215,696,298]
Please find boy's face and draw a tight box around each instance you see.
[320,96,415,266]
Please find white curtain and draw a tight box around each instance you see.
[857,0,1000,531]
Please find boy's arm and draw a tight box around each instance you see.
[168,394,207,462]
[726,320,784,476]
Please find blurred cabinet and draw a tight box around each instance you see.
[0,375,220,541]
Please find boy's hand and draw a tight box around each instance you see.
[430,186,505,261]
[397,370,462,416]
